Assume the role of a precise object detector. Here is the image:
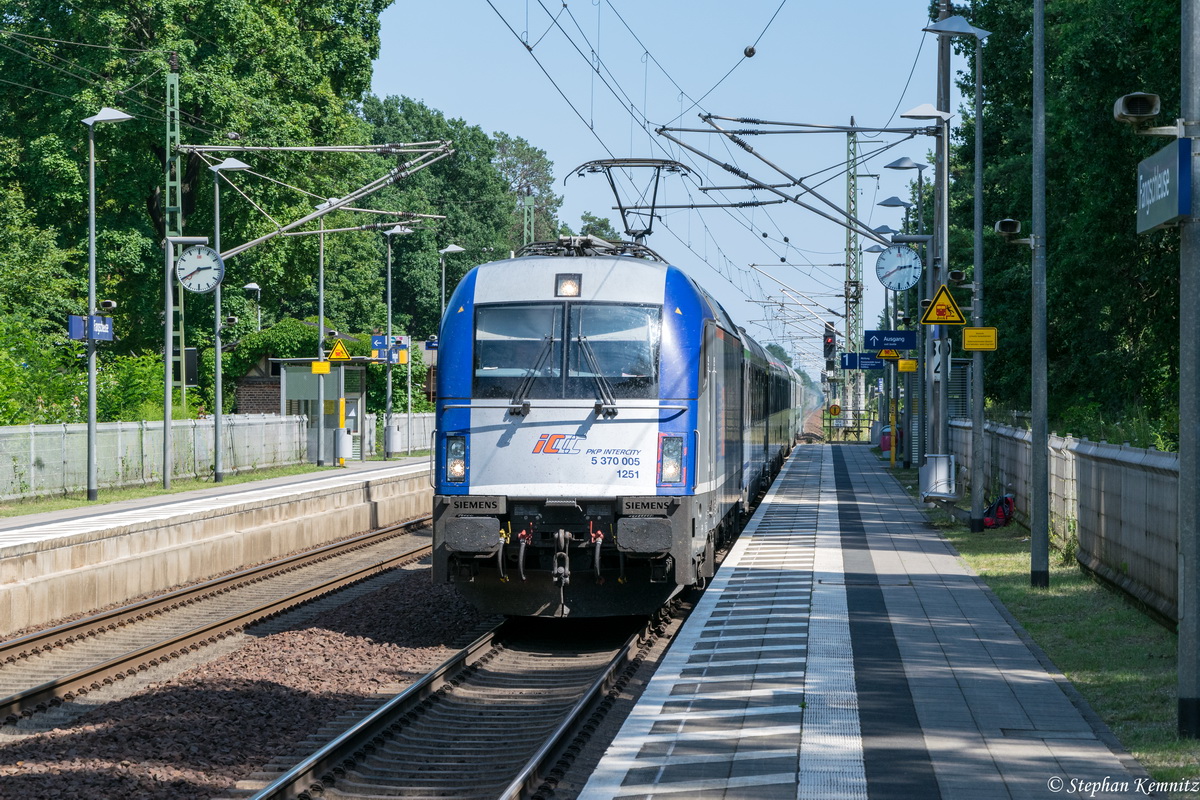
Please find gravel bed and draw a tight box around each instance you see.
[0,564,488,800]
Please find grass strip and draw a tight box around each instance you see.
[884,461,1200,785]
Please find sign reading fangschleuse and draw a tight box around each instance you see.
[1137,138,1191,233]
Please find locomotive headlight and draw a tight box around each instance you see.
[658,436,684,485]
[555,273,582,297]
[446,436,467,482]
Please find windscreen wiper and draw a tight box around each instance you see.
[576,335,619,418]
[508,335,554,416]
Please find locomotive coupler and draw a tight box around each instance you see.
[553,528,573,586]
[553,551,571,586]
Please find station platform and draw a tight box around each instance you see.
[0,458,432,636]
[579,445,1146,800]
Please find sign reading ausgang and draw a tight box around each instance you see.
[864,329,917,351]
[1137,138,1191,234]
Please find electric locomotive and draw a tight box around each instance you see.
[432,237,798,617]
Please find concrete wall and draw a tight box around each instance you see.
[0,468,432,636]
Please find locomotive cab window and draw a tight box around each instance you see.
[567,305,660,399]
[473,304,563,399]
[472,302,660,400]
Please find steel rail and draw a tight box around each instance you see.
[499,622,648,800]
[248,624,507,800]
[0,518,432,722]
[248,619,651,800]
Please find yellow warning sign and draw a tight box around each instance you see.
[878,349,900,360]
[898,359,917,372]
[963,327,998,351]
[326,340,350,362]
[829,404,842,417]
[920,284,967,325]
[328,340,352,360]
[311,361,330,375]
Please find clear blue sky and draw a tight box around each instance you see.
[372,1,963,377]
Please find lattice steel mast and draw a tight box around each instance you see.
[845,119,865,437]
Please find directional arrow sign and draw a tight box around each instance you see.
[864,329,917,350]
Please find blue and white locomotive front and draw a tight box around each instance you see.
[432,253,722,617]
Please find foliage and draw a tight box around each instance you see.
[765,342,793,368]
[358,95,514,340]
[0,0,393,358]
[0,312,83,424]
[491,131,565,244]
[948,1,1180,435]
[577,211,620,240]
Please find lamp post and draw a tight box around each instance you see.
[879,195,914,469]
[383,225,413,458]
[210,157,251,483]
[438,244,465,319]
[924,14,992,531]
[243,282,261,331]
[314,200,338,467]
[901,103,953,461]
[885,157,928,470]
[82,106,132,501]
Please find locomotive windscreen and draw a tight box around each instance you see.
[473,302,660,399]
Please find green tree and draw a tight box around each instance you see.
[0,0,392,357]
[942,0,1179,440]
[358,95,512,339]
[765,343,794,368]
[492,132,565,244]
[578,211,620,240]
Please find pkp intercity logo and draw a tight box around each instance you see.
[532,433,586,455]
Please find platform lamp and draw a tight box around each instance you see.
[878,196,914,468]
[384,225,413,458]
[438,244,465,318]
[314,198,340,467]
[900,103,953,460]
[924,13,992,533]
[82,106,132,501]
[210,157,251,483]
[886,157,929,469]
[243,283,261,331]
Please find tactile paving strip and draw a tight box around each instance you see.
[580,448,861,800]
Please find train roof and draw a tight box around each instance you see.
[490,236,794,377]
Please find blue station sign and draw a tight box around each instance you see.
[840,352,885,370]
[864,329,917,351]
[1137,138,1191,234]
[68,315,114,341]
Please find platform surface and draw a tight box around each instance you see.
[580,445,1145,800]
[0,457,428,553]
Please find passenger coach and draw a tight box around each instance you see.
[432,237,799,617]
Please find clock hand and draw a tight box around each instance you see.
[881,265,905,279]
[181,266,212,281]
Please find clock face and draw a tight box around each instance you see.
[874,246,923,291]
[176,246,225,294]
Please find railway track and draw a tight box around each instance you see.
[0,518,433,725]
[235,614,664,800]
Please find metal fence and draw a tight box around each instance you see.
[950,419,1180,620]
[0,415,308,500]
